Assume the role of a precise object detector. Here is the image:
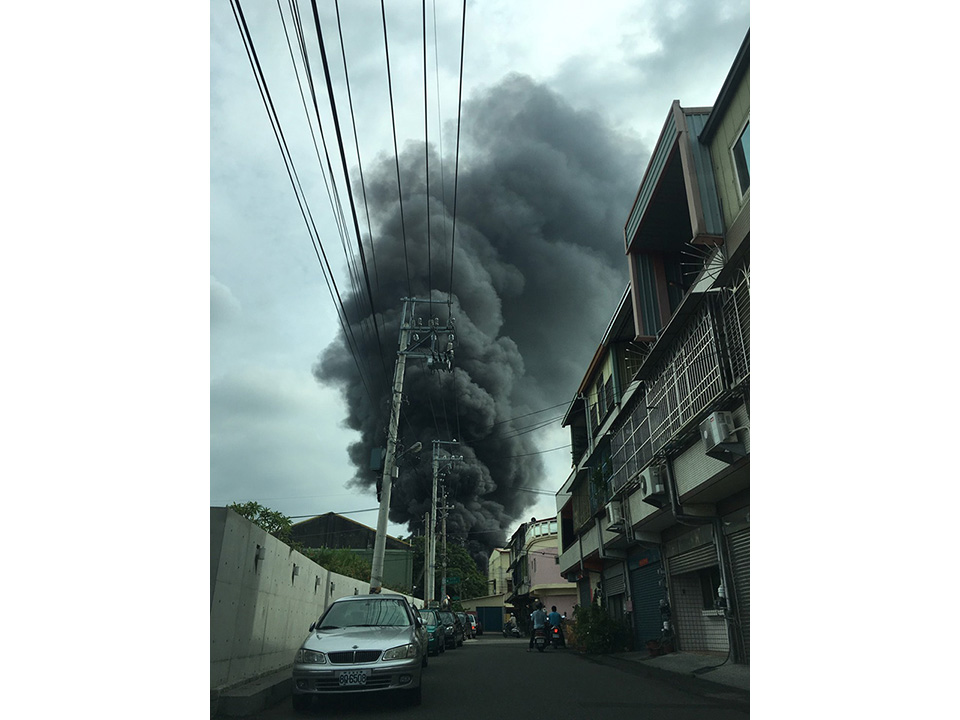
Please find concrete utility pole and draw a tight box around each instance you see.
[439,487,455,606]
[370,298,456,594]
[427,441,461,606]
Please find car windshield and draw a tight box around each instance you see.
[421,610,439,625]
[439,611,455,623]
[318,599,411,629]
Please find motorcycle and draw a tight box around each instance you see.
[549,624,565,649]
[533,626,547,652]
[503,623,520,638]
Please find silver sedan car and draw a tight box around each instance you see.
[292,594,426,711]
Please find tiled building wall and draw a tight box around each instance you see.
[671,572,729,653]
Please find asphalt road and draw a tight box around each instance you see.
[245,634,749,719]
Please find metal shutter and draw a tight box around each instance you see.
[604,572,626,597]
[726,528,750,663]
[629,561,665,646]
[666,543,718,575]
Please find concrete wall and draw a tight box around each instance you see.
[210,507,415,692]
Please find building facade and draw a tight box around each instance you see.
[506,518,577,634]
[556,30,750,663]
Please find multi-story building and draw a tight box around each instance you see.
[505,517,577,634]
[460,547,512,634]
[556,29,750,663]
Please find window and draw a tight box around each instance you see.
[732,120,750,196]
[698,566,723,610]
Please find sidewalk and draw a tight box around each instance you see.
[591,648,749,694]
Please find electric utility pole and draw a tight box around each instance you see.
[439,487,455,607]
[428,441,462,606]
[370,298,456,594]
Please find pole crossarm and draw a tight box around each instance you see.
[370,297,458,594]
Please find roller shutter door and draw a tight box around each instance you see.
[629,560,665,647]
[666,543,717,575]
[603,564,626,597]
[727,528,750,663]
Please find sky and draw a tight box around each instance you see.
[210,0,750,554]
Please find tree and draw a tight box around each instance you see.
[300,546,371,584]
[406,535,487,607]
[229,501,294,544]
[228,501,372,583]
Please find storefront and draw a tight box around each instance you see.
[723,508,749,663]
[664,525,729,654]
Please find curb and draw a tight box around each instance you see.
[211,667,293,718]
[574,652,749,707]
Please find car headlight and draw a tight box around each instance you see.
[382,643,417,661]
[296,648,327,664]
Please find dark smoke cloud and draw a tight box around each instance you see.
[314,74,645,560]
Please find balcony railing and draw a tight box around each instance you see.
[610,267,749,493]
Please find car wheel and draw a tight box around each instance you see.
[292,694,311,713]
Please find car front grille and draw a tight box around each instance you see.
[327,650,382,664]
[304,676,393,691]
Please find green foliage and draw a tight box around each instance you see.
[571,599,633,654]
[300,547,371,584]
[406,535,487,604]
[229,501,295,545]
[229,501,373,583]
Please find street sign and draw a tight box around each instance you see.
[444,575,461,585]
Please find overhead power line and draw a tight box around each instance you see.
[229,0,377,410]
[309,0,390,386]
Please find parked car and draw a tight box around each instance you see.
[457,612,475,639]
[466,611,482,635]
[438,609,464,648]
[292,594,427,712]
[419,608,446,656]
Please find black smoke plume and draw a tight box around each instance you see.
[314,74,644,562]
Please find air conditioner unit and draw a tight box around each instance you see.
[604,501,625,533]
[700,411,746,463]
[639,464,667,506]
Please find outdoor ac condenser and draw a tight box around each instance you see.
[604,501,624,532]
[639,464,667,506]
[700,411,746,463]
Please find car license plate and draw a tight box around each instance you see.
[338,670,368,687]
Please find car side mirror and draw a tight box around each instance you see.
[415,617,423,628]
[309,622,316,632]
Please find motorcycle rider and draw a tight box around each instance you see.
[528,601,548,651]
[547,605,565,647]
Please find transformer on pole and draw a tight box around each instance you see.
[370,298,456,594]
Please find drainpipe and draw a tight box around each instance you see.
[663,456,736,666]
